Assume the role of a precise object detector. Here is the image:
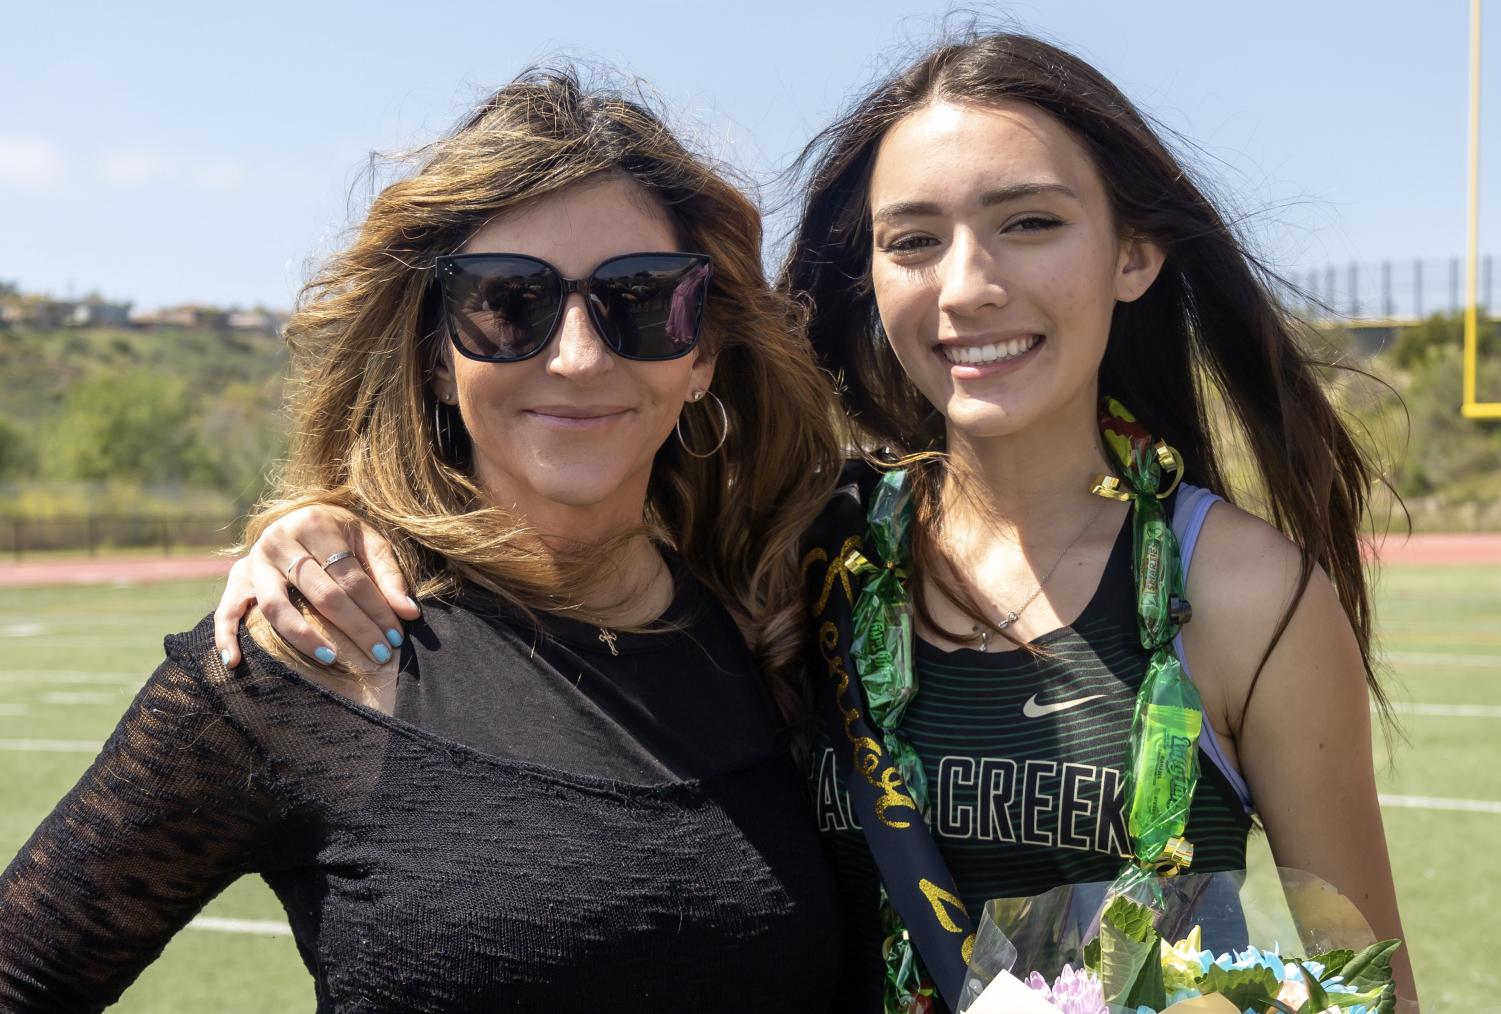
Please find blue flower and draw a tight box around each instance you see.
[1209,944,1286,982]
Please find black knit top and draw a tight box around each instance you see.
[0,578,844,1012]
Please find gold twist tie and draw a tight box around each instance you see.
[842,547,874,573]
[1090,440,1185,502]
[1150,836,1195,877]
[843,546,905,580]
[1090,475,1134,502]
[1153,442,1185,500]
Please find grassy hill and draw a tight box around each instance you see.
[0,313,1496,550]
[0,325,289,544]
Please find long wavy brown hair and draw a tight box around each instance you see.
[782,31,1390,725]
[247,67,842,728]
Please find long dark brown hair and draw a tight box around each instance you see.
[249,67,842,729]
[781,31,1388,723]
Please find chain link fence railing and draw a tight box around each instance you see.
[0,515,242,560]
[1286,256,1496,322]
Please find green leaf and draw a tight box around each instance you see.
[1292,960,1331,1010]
[1083,936,1100,972]
[1306,948,1356,980]
[1329,985,1396,1011]
[1195,963,1282,1009]
[1097,923,1155,1004]
[1340,939,1402,993]
[1121,939,1168,1011]
[1101,894,1157,944]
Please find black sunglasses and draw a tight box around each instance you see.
[434,251,712,363]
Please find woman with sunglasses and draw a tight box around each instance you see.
[209,31,1419,1014]
[0,70,850,1012]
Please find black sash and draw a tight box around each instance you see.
[802,474,975,1011]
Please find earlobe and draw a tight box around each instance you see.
[430,354,456,403]
[1116,238,1166,303]
[689,352,717,397]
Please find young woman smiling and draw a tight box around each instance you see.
[0,70,850,1012]
[788,32,1416,1011]
[208,32,1417,1013]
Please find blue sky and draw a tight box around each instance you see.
[2,0,1495,310]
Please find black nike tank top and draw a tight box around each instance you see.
[812,500,1252,932]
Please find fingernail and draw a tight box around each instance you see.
[314,646,337,666]
[219,649,234,668]
[385,628,404,648]
[371,642,392,664]
[405,596,421,615]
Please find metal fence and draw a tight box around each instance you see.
[1288,256,1496,322]
[0,515,242,560]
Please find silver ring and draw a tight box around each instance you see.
[285,553,315,578]
[323,550,357,569]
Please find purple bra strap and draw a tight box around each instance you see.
[1171,484,1256,813]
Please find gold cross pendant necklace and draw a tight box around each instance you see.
[597,628,619,656]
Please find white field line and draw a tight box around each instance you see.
[186,916,293,936]
[0,672,144,685]
[1378,794,1501,815]
[1384,702,1501,718]
[0,738,102,753]
[1381,652,1501,670]
[39,691,118,705]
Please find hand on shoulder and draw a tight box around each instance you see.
[244,603,400,715]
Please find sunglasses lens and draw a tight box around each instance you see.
[441,257,561,361]
[589,255,711,360]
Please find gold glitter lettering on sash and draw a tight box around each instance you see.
[801,536,862,616]
[818,619,918,830]
[918,878,977,961]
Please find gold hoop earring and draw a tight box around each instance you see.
[433,395,456,459]
[674,390,728,459]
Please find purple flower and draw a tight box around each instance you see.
[1038,965,1108,1014]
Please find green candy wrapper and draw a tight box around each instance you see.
[883,731,931,818]
[880,916,936,1014]
[848,469,919,737]
[1126,653,1203,865]
[1097,397,1203,886]
[1133,511,1183,651]
[847,468,941,1011]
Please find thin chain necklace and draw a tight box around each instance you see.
[593,550,672,657]
[968,500,1109,651]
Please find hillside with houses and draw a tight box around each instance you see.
[0,277,1497,554]
[0,282,290,551]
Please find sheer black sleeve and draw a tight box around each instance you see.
[0,636,286,1012]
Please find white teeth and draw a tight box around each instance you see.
[942,335,1040,365]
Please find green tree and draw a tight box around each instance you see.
[0,415,37,480]
[49,370,212,484]
[194,379,288,510]
[1388,311,1500,371]
[1391,343,1501,499]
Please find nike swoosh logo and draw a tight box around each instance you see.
[1022,693,1107,718]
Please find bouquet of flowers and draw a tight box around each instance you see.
[956,869,1401,1014]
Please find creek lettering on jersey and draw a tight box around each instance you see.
[814,747,1130,859]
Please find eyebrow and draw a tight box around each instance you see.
[871,183,1079,225]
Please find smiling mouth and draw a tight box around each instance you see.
[524,407,633,427]
[940,334,1044,365]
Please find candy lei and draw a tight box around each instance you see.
[845,398,1204,1013]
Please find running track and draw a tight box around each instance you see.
[1,534,1498,588]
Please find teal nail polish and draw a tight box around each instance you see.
[386,628,404,648]
[314,646,336,666]
[371,642,392,664]
[219,649,233,668]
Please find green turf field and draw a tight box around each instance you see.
[0,568,1496,1011]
